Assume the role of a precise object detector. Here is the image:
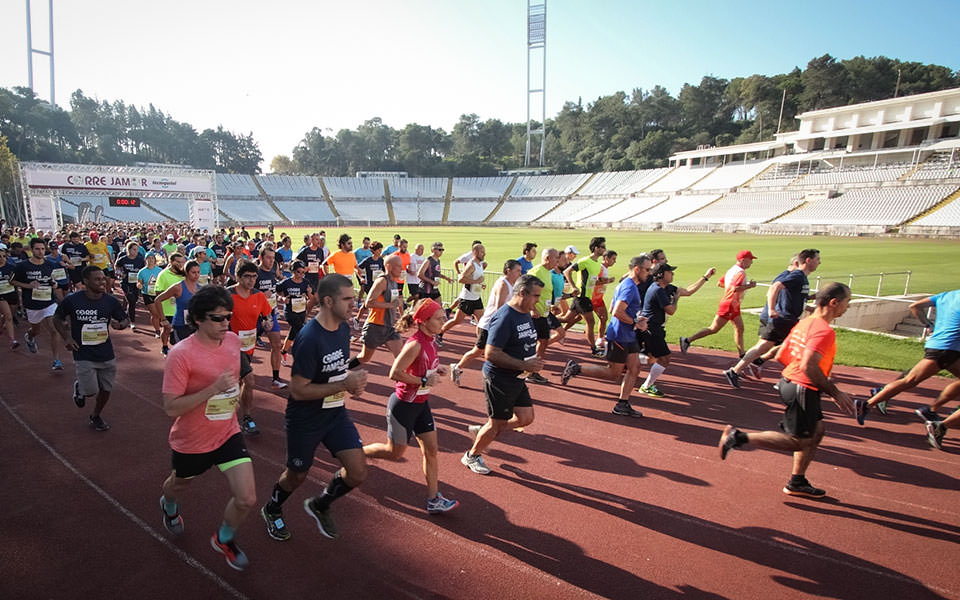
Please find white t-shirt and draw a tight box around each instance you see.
[407,253,426,284]
[458,260,484,301]
[457,251,473,266]
[477,276,513,330]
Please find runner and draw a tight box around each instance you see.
[637,262,716,398]
[154,253,186,356]
[416,242,453,304]
[355,254,405,365]
[295,233,325,301]
[260,274,369,541]
[450,259,523,386]
[85,230,116,294]
[208,233,229,284]
[355,241,385,326]
[856,289,960,433]
[462,274,544,476]
[516,242,537,274]
[154,260,202,343]
[229,261,275,435]
[719,283,855,498]
[53,266,129,431]
[254,248,288,389]
[362,299,459,514]
[114,241,146,329]
[61,231,90,291]
[529,248,567,361]
[405,243,426,304]
[439,243,486,342]
[276,261,315,367]
[561,255,652,418]
[723,249,821,388]
[137,252,164,338]
[323,234,357,279]
[0,247,21,349]
[562,237,608,357]
[680,250,758,356]
[591,250,618,353]
[159,285,257,571]
[46,241,71,302]
[13,238,64,370]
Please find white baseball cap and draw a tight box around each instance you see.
[564,245,579,255]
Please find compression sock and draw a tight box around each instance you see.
[753,358,766,366]
[348,357,360,370]
[265,482,291,513]
[789,474,807,486]
[314,472,353,510]
[734,430,749,446]
[643,362,666,388]
[272,369,280,380]
[217,521,235,543]
[162,496,179,517]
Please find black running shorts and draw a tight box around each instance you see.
[483,373,532,421]
[171,433,250,479]
[778,378,823,439]
[924,348,960,370]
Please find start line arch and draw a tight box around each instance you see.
[19,162,218,232]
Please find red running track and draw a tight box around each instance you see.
[1,321,958,600]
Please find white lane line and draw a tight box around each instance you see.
[0,395,250,600]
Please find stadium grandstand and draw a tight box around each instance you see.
[50,87,960,236]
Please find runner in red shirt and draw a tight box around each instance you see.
[160,285,256,571]
[718,282,855,499]
[362,299,458,513]
[229,261,274,435]
[680,250,757,357]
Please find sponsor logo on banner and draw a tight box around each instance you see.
[23,164,213,194]
[77,202,91,223]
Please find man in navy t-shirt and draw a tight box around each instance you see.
[260,274,368,542]
[724,249,820,389]
[53,266,129,431]
[462,274,544,476]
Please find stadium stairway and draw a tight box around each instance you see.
[441,178,453,224]
[533,173,598,222]
[742,163,778,188]
[383,179,396,225]
[901,186,960,226]
[482,176,518,224]
[141,199,177,222]
[764,197,811,223]
[217,208,236,225]
[317,177,341,221]
[251,176,292,224]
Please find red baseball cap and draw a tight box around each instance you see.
[89,230,99,240]
[737,250,757,260]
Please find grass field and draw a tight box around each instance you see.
[270,226,960,373]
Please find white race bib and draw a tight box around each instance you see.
[198,274,209,286]
[147,278,157,295]
[128,272,139,284]
[70,256,83,266]
[0,279,12,295]
[470,283,483,294]
[417,368,438,396]
[267,295,277,309]
[323,373,347,408]
[238,328,257,352]
[52,268,67,281]
[81,322,109,345]
[307,261,319,273]
[33,285,52,302]
[205,384,240,421]
[291,296,307,313]
[215,257,225,266]
[93,253,107,265]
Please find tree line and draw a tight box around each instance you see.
[1,54,957,183]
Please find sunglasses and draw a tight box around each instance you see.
[206,312,232,322]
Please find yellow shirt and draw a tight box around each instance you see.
[85,241,111,268]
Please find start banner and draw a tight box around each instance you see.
[22,164,214,194]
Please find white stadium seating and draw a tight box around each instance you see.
[256,175,324,198]
[623,194,722,223]
[909,152,960,181]
[583,196,669,223]
[451,177,512,199]
[218,200,283,223]
[446,200,498,223]
[908,194,960,226]
[537,197,625,223]
[143,198,192,222]
[575,168,671,196]
[392,199,446,222]
[510,174,590,197]
[772,185,956,226]
[676,191,806,224]
[800,163,909,186]
[688,162,769,191]
[387,177,447,199]
[323,177,385,200]
[334,199,390,222]
[217,174,261,197]
[272,200,335,223]
[488,199,561,223]
[643,166,717,194]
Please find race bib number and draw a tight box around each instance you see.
[33,285,52,302]
[215,257,225,266]
[70,256,83,267]
[417,368,438,396]
[147,278,157,295]
[205,384,240,421]
[81,322,109,345]
[267,295,277,309]
[198,274,209,286]
[0,279,13,295]
[323,373,347,408]
[94,253,107,265]
[128,272,139,284]
[291,296,307,313]
[238,329,257,352]
[519,354,537,379]
[370,266,382,277]
[470,283,483,294]
[52,268,67,281]
[307,261,319,273]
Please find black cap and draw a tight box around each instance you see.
[651,262,677,278]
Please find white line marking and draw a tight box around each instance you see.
[0,395,250,600]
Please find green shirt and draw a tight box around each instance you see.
[162,242,179,257]
[572,256,603,298]
[528,264,558,317]
[155,268,185,317]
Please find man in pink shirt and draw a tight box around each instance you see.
[680,250,757,357]
[159,285,257,571]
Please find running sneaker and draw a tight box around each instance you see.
[639,384,665,398]
[450,365,463,387]
[461,451,491,475]
[281,353,292,367]
[303,498,339,539]
[876,400,888,416]
[783,479,826,498]
[271,379,288,390]
[591,346,606,358]
[240,415,260,436]
[9,339,19,350]
[467,424,482,437]
[261,505,291,541]
[751,362,764,379]
[24,332,38,354]
[722,368,741,389]
[426,493,459,514]
[52,359,63,371]
[73,380,85,408]
[915,406,939,422]
[526,372,549,384]
[612,402,643,418]
[89,415,110,431]
[561,359,581,385]
[854,399,869,426]
[160,496,184,535]
[130,323,136,331]
[154,330,161,339]
[718,424,742,460]
[161,346,169,357]
[679,337,691,354]
[210,534,249,571]
[925,420,946,450]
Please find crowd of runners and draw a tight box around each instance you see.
[1,219,957,572]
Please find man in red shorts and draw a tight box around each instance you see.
[680,250,757,356]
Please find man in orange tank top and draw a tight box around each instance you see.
[718,282,855,499]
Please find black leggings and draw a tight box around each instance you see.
[123,287,139,322]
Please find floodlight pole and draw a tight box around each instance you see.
[524,0,546,168]
[25,0,56,105]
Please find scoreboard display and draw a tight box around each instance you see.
[108,196,141,207]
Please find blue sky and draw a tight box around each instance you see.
[1,0,957,168]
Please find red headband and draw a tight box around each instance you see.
[413,299,442,324]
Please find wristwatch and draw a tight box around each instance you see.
[420,376,428,387]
